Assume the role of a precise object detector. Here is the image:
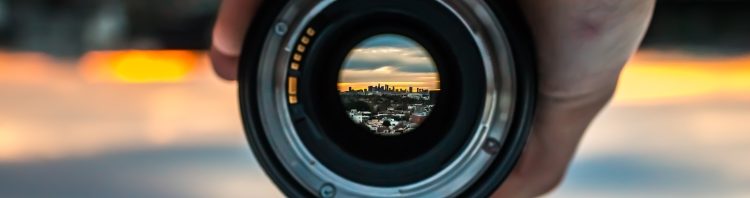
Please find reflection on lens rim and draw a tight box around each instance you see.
[254,0,516,196]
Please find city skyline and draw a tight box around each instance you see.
[341,82,438,93]
[337,82,439,93]
[338,34,439,93]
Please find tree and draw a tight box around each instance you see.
[345,100,372,112]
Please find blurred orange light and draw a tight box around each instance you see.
[615,52,750,103]
[79,50,201,83]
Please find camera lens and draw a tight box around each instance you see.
[338,34,439,136]
[238,0,536,197]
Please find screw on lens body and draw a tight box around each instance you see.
[482,138,501,155]
[319,183,336,198]
[274,22,288,36]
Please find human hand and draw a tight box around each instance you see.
[492,0,654,197]
[209,0,655,197]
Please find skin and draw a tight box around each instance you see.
[210,0,655,197]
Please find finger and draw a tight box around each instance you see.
[210,0,262,80]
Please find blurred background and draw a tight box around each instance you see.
[1,0,749,197]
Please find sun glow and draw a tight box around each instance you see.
[79,50,201,83]
[615,51,750,103]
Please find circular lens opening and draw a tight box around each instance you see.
[338,34,440,136]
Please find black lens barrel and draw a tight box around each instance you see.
[238,0,536,196]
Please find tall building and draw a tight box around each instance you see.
[409,87,413,93]
[349,87,352,92]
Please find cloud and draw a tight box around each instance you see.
[339,66,438,87]
[343,47,436,73]
[343,34,437,74]
[339,35,439,87]
[358,34,423,48]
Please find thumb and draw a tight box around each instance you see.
[210,0,262,80]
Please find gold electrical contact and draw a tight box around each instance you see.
[288,27,316,105]
[288,76,298,104]
[306,27,316,36]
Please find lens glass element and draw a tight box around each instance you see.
[338,34,440,136]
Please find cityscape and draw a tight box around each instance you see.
[338,34,440,136]
[340,83,438,136]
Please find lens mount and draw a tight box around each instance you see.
[239,0,535,197]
